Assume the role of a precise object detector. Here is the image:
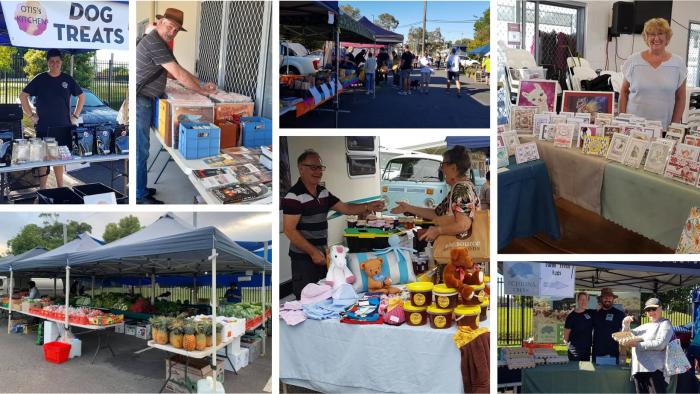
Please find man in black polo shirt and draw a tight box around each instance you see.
[136,8,216,204]
[592,288,626,363]
[282,150,385,300]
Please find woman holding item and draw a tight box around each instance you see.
[619,18,687,128]
[390,145,479,241]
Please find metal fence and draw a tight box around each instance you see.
[95,285,272,306]
[497,277,695,346]
[0,52,128,110]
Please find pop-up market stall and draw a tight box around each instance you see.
[0,213,272,391]
[0,1,129,204]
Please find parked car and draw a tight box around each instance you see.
[25,88,118,126]
[280,42,320,75]
[460,56,479,70]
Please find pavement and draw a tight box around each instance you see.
[0,315,271,393]
[280,68,490,129]
[143,129,200,204]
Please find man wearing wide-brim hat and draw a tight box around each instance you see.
[135,8,217,204]
[592,287,626,363]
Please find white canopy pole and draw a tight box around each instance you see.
[7,268,13,334]
[209,246,219,384]
[64,265,70,330]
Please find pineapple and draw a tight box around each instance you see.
[195,322,207,351]
[215,322,223,346]
[183,321,196,352]
[204,321,213,347]
[149,316,169,345]
[168,319,185,349]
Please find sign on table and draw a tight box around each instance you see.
[4,1,128,50]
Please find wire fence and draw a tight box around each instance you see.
[0,52,128,110]
[94,285,272,306]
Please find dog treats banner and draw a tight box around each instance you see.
[532,291,640,344]
[503,262,575,297]
[4,1,128,50]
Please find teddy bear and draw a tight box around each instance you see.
[443,248,484,305]
[361,258,401,294]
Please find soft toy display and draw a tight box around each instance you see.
[324,245,355,289]
[361,258,401,294]
[443,248,484,305]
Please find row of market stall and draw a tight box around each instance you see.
[0,213,272,388]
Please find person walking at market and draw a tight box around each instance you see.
[482,52,491,85]
[399,46,415,96]
[563,292,595,361]
[20,49,85,190]
[281,149,385,300]
[377,48,389,85]
[621,298,673,393]
[619,18,687,129]
[390,145,480,241]
[445,47,462,97]
[418,55,433,95]
[591,288,626,363]
[136,8,217,204]
[365,52,377,96]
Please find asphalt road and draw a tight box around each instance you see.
[281,68,490,129]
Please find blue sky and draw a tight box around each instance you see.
[340,1,489,42]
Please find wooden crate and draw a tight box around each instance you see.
[164,355,224,393]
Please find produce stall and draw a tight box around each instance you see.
[0,213,271,386]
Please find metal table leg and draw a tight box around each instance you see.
[224,342,238,375]
[147,147,165,172]
[153,157,172,185]
[159,357,174,393]
[90,329,116,364]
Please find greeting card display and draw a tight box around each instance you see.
[595,113,613,127]
[684,135,700,147]
[577,124,599,148]
[533,114,551,136]
[574,112,592,122]
[539,124,556,141]
[675,143,700,161]
[582,135,610,157]
[515,142,540,164]
[604,125,622,138]
[497,146,509,168]
[497,134,505,147]
[666,125,686,141]
[516,80,558,112]
[550,114,568,124]
[622,138,649,168]
[663,156,700,185]
[561,91,615,115]
[676,207,700,254]
[502,131,520,156]
[644,141,672,175]
[606,133,629,162]
[631,129,653,141]
[553,124,576,148]
[511,107,536,134]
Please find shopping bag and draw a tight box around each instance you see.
[665,338,691,375]
[433,210,490,263]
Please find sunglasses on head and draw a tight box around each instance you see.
[645,307,658,312]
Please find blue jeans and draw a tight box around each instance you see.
[366,72,375,92]
[136,95,153,200]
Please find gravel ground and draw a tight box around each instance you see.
[0,315,271,393]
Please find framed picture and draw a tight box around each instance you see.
[574,112,592,122]
[595,113,613,127]
[604,125,622,138]
[643,126,662,139]
[657,137,677,151]
[497,146,509,168]
[511,106,536,134]
[533,113,551,136]
[577,124,599,148]
[644,141,673,175]
[622,138,649,168]
[497,134,505,147]
[623,125,643,136]
[664,155,700,185]
[561,90,615,115]
[666,125,686,141]
[684,135,700,147]
[630,129,653,141]
[515,142,540,164]
[502,131,520,156]
[645,120,662,127]
[675,143,700,161]
[540,123,557,141]
[550,114,568,124]
[553,123,576,148]
[517,80,558,113]
[582,135,611,157]
[607,133,630,162]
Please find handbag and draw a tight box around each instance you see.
[665,337,691,376]
[432,182,490,263]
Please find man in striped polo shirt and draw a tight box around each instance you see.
[136,8,216,204]
[282,150,385,300]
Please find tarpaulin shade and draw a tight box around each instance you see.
[357,16,403,44]
[470,44,490,56]
[338,14,375,43]
[446,136,490,149]
[100,273,272,288]
[6,233,103,271]
[0,247,48,272]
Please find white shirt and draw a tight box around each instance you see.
[630,319,673,377]
[446,54,460,72]
[622,52,687,128]
[29,287,39,299]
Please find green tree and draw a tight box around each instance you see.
[376,13,399,31]
[408,27,445,56]
[644,287,695,315]
[0,47,17,73]
[103,216,143,243]
[340,4,361,20]
[8,216,92,255]
[470,8,490,50]
[23,50,95,87]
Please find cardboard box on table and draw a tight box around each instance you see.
[157,99,173,147]
[214,102,253,148]
[170,104,215,149]
[164,355,224,393]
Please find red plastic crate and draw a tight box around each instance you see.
[246,315,263,331]
[522,342,554,355]
[43,342,71,364]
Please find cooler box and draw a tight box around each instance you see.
[69,338,82,358]
[37,187,83,204]
[178,122,221,160]
[43,321,60,344]
[239,117,271,147]
[73,183,127,204]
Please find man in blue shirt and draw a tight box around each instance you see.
[20,49,85,189]
[225,282,241,303]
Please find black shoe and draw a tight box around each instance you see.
[147,187,157,197]
[137,195,164,204]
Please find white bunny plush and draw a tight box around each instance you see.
[324,245,355,289]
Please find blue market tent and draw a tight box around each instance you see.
[357,16,403,44]
[469,43,490,56]
[446,136,490,150]
[0,247,48,272]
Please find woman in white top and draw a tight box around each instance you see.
[620,18,687,129]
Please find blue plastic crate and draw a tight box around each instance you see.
[240,117,272,147]
[178,121,221,160]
